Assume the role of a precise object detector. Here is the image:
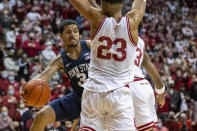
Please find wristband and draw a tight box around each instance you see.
[155,84,165,94]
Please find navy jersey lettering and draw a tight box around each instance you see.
[60,40,90,93]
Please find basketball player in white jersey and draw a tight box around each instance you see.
[69,0,146,130]
[131,37,165,131]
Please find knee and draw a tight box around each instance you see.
[34,106,55,124]
[34,110,48,122]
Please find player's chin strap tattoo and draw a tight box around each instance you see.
[155,83,165,94]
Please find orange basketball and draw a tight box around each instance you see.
[21,79,51,108]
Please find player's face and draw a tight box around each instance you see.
[61,24,80,47]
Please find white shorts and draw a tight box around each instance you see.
[129,78,157,131]
[80,85,136,131]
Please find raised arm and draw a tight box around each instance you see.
[142,52,165,107]
[126,0,146,27]
[32,56,63,82]
[69,0,104,27]
[88,0,101,9]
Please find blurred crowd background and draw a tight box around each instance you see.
[0,0,196,131]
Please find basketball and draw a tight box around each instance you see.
[21,79,51,108]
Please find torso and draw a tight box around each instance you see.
[132,37,145,78]
[84,16,137,92]
[60,40,90,94]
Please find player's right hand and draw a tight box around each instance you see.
[156,93,165,108]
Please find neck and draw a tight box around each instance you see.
[64,41,81,54]
[102,2,122,20]
[111,11,122,21]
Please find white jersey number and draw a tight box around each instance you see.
[77,73,86,87]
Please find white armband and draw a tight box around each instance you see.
[143,0,147,2]
[155,84,165,94]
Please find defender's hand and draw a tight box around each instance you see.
[156,93,165,108]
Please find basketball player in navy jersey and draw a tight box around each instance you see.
[26,19,91,131]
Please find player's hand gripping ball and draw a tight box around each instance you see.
[20,79,51,108]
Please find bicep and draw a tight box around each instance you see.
[126,0,146,26]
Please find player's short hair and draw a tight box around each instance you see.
[58,19,78,34]
[102,0,124,4]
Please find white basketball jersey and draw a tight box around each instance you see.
[83,16,137,92]
[133,37,145,78]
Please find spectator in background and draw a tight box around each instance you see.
[0,9,12,35]
[17,53,30,81]
[3,49,19,72]
[0,106,15,131]
[5,24,18,48]
[0,70,9,95]
[22,32,40,57]
[8,72,20,92]
[26,8,41,22]
[15,26,27,51]
[167,80,181,112]
[190,75,197,121]
[3,85,19,120]
[0,47,4,71]
[41,41,56,67]
[164,111,179,131]
[178,112,191,131]
[154,118,169,131]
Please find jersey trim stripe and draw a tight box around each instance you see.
[91,17,107,40]
[137,121,154,130]
[80,126,96,131]
[126,16,137,46]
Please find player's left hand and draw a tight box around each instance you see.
[156,93,165,108]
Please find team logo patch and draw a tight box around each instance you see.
[84,53,90,60]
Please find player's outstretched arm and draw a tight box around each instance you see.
[68,0,104,27]
[88,0,101,9]
[126,0,146,27]
[142,52,165,107]
[32,56,63,82]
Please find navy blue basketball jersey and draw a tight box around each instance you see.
[60,40,90,94]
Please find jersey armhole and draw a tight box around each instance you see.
[91,17,107,40]
[59,49,68,70]
[126,16,138,46]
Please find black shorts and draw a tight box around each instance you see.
[49,91,82,121]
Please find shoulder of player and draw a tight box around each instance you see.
[125,11,138,29]
[89,8,106,27]
[85,40,91,49]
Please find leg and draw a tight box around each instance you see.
[31,91,80,131]
[80,89,105,131]
[30,105,55,131]
[130,79,157,131]
[106,86,136,131]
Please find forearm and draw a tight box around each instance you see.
[142,53,163,89]
[89,0,100,9]
[32,57,62,82]
[144,62,163,89]
[32,69,55,82]
[131,0,146,24]
[131,0,146,11]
